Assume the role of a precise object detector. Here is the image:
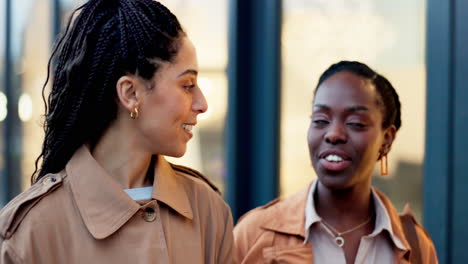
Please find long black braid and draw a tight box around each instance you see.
[32,0,185,183]
[315,61,402,131]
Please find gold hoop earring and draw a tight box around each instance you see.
[380,154,388,176]
[130,107,139,119]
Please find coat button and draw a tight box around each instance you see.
[43,176,57,185]
[144,207,156,222]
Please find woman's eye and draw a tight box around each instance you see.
[347,123,366,128]
[313,120,329,125]
[183,84,195,90]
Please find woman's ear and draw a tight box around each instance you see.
[381,125,397,155]
[116,75,139,112]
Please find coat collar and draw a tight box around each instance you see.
[373,188,412,260]
[151,155,193,220]
[67,145,193,240]
[260,181,412,260]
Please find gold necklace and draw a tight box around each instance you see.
[320,215,373,248]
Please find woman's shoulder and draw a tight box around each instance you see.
[235,198,281,231]
[233,198,281,259]
[234,187,309,240]
[169,163,230,212]
[0,171,69,241]
[399,208,439,263]
[169,163,221,195]
[374,188,438,263]
[234,188,310,263]
[236,187,308,226]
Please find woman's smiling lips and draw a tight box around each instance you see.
[182,123,195,139]
[318,149,352,172]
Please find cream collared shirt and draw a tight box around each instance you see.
[304,180,407,264]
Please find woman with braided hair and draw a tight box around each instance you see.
[0,0,234,263]
[234,61,438,263]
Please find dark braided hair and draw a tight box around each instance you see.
[32,0,185,183]
[315,61,402,131]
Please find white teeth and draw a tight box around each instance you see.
[182,124,193,131]
[325,154,344,162]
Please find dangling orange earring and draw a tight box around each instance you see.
[380,154,388,176]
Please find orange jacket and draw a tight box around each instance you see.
[234,185,438,264]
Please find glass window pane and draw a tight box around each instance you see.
[160,0,228,192]
[0,0,6,204]
[281,0,426,220]
[12,0,52,191]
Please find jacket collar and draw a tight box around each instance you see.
[151,155,193,220]
[373,188,412,260]
[260,181,412,260]
[370,189,407,251]
[67,145,193,240]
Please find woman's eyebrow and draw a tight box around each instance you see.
[313,104,369,112]
[177,69,198,78]
[345,105,369,112]
[313,104,330,110]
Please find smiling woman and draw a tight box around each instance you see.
[109,37,207,161]
[0,1,234,263]
[234,61,437,264]
[309,70,396,191]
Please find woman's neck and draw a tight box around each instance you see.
[315,180,374,230]
[91,119,154,189]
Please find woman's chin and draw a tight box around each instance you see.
[163,147,187,158]
[316,172,354,191]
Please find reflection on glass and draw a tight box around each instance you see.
[12,0,52,190]
[0,0,5,202]
[59,0,85,22]
[158,0,229,193]
[0,93,7,122]
[281,0,426,220]
[18,93,33,122]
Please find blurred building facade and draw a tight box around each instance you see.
[0,0,467,263]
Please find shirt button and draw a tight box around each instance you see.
[144,207,156,222]
[43,176,57,185]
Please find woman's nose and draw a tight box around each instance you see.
[324,122,347,144]
[193,87,208,114]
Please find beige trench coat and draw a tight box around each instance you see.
[0,146,235,264]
